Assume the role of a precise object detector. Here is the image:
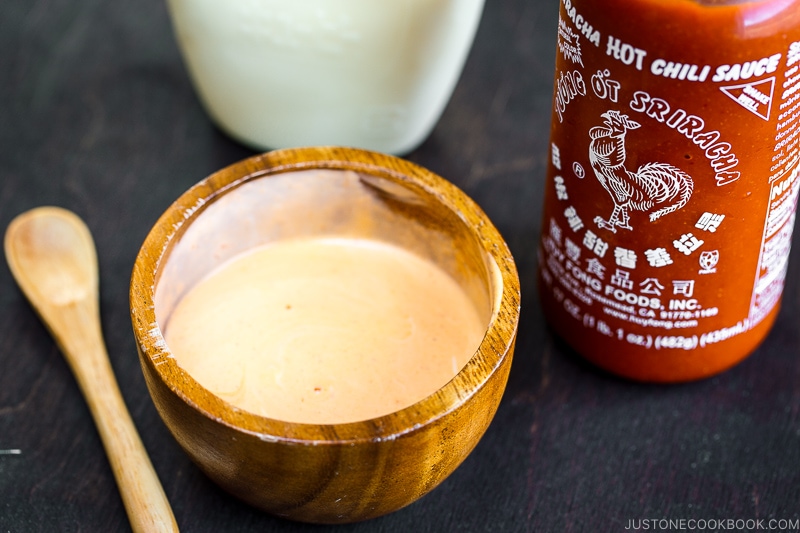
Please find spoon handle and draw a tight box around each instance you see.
[52,298,179,533]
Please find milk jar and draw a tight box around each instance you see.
[165,0,486,154]
[538,0,800,381]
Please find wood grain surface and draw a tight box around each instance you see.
[1,0,798,532]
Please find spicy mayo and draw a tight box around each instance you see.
[539,0,800,381]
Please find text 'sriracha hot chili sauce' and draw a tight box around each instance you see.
[539,0,800,381]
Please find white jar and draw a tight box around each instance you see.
[165,0,486,154]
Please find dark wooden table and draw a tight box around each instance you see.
[2,1,798,532]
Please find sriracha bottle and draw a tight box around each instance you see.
[538,0,800,381]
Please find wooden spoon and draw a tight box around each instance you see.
[4,206,178,533]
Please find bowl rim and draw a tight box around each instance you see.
[130,146,520,444]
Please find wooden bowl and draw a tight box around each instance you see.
[129,147,520,524]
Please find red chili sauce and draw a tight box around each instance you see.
[539,0,800,381]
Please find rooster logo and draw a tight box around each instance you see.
[589,110,693,233]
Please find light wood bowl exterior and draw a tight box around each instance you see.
[130,147,520,524]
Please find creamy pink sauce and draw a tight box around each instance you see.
[164,237,485,424]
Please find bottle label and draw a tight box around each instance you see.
[540,0,800,352]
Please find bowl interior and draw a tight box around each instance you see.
[137,153,516,442]
[155,169,496,337]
